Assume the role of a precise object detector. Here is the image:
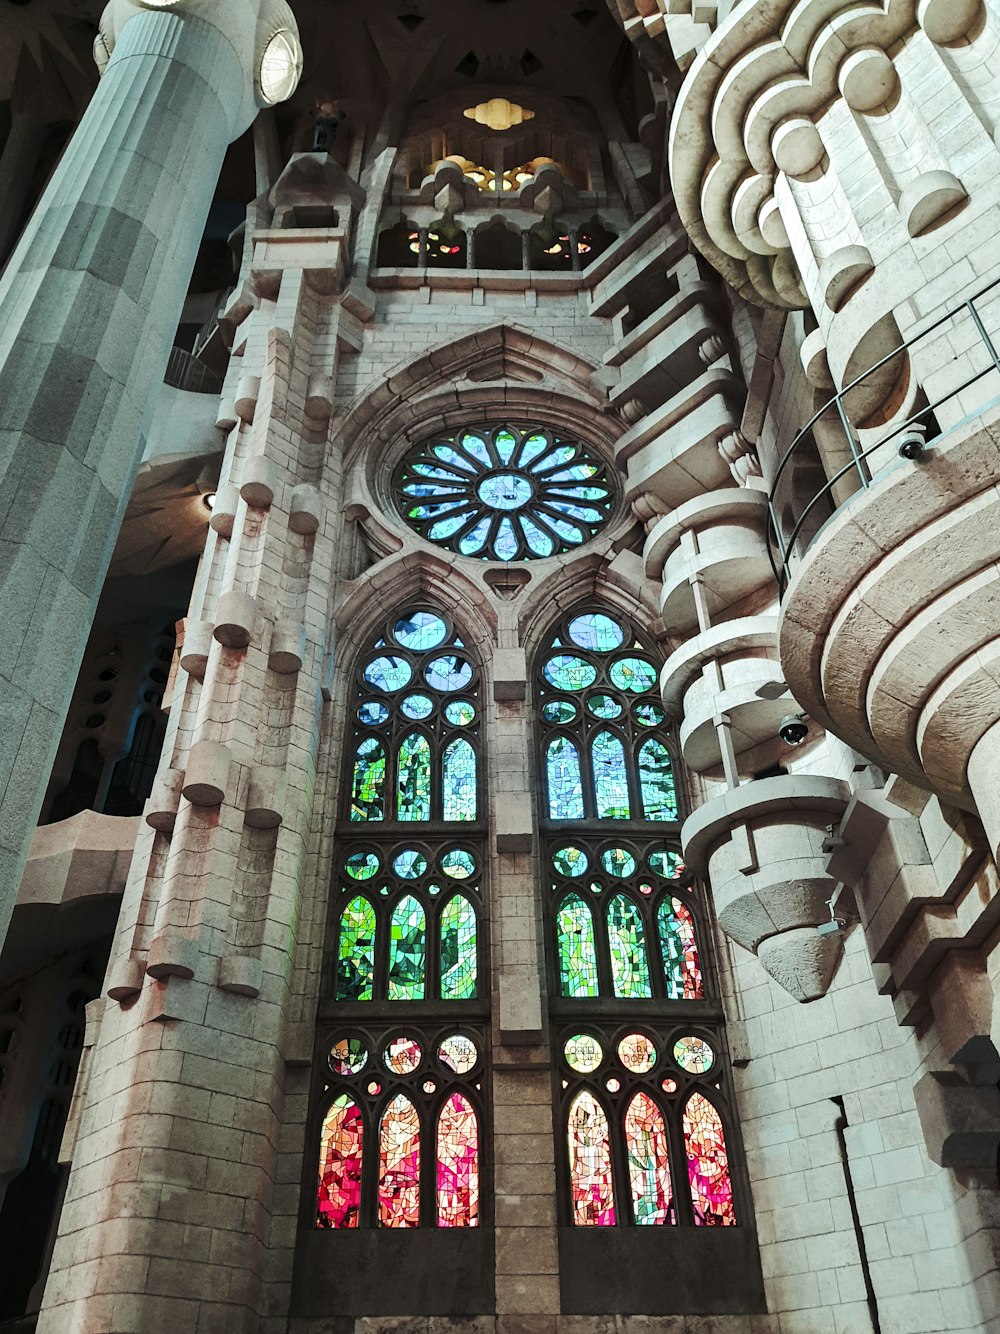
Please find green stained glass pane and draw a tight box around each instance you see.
[542,700,576,726]
[346,851,379,880]
[445,700,476,726]
[557,894,599,997]
[543,655,597,691]
[658,895,704,999]
[587,694,622,719]
[441,848,477,879]
[440,894,478,999]
[609,657,658,693]
[350,738,385,821]
[592,731,631,819]
[649,850,683,878]
[634,701,665,727]
[547,737,584,819]
[397,732,432,820]
[601,847,636,877]
[442,737,477,821]
[388,894,426,1000]
[639,739,677,820]
[553,845,588,877]
[336,896,376,1000]
[608,893,652,998]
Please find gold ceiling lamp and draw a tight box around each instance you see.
[463,98,535,131]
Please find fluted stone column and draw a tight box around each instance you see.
[0,0,300,946]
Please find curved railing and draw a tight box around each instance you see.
[766,276,1000,594]
[164,345,223,395]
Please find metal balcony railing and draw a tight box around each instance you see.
[766,276,1000,595]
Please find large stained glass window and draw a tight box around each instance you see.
[393,423,616,561]
[316,1026,484,1229]
[319,605,488,1233]
[537,606,742,1231]
[557,1022,736,1227]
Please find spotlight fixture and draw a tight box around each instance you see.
[203,492,217,510]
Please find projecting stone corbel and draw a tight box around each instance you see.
[914,1066,1000,1170]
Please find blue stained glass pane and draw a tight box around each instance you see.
[608,894,652,998]
[588,694,622,719]
[569,614,626,652]
[649,850,683,878]
[639,739,677,820]
[495,429,518,464]
[592,731,631,819]
[553,845,588,877]
[609,657,658,693]
[358,701,389,725]
[411,462,469,481]
[544,502,604,523]
[408,499,469,518]
[337,896,376,1000]
[460,433,492,466]
[520,515,555,556]
[401,694,434,720]
[494,516,519,560]
[394,612,448,651]
[425,656,474,691]
[443,738,477,821]
[429,512,475,541]
[364,656,411,693]
[557,895,599,997]
[433,444,477,472]
[634,701,666,727]
[542,514,586,544]
[545,464,598,481]
[478,473,533,511]
[543,655,597,690]
[440,894,478,999]
[547,737,585,819]
[394,849,427,879]
[350,738,385,821]
[397,733,432,820]
[388,895,426,1000]
[532,445,576,471]
[548,486,610,501]
[517,434,550,467]
[458,516,492,555]
[403,482,466,498]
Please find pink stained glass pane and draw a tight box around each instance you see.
[683,1092,736,1226]
[436,1092,480,1227]
[625,1091,675,1225]
[567,1090,616,1226]
[316,1094,363,1228]
[378,1093,421,1227]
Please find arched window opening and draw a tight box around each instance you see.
[314,1027,484,1231]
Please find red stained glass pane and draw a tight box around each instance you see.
[683,1092,736,1226]
[436,1092,479,1227]
[317,1094,363,1228]
[568,1090,615,1225]
[379,1093,421,1227]
[625,1091,674,1225]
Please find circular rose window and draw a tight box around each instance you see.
[394,423,615,560]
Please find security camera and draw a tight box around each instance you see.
[778,714,808,746]
[897,432,925,461]
[816,917,847,937]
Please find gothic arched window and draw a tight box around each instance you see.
[312,607,488,1250]
[536,606,740,1233]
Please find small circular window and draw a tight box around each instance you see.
[394,423,615,561]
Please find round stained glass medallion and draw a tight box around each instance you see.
[401,694,434,720]
[542,700,577,724]
[649,850,683,878]
[673,1035,714,1075]
[395,423,614,561]
[543,655,597,691]
[346,851,379,881]
[438,1034,478,1073]
[384,1036,422,1074]
[553,846,588,877]
[445,700,476,726]
[609,657,658,693]
[393,612,448,651]
[364,655,411,693]
[329,1037,368,1075]
[441,848,477,879]
[617,1033,656,1074]
[358,701,389,725]
[568,613,625,652]
[564,1033,603,1073]
[393,849,427,879]
[425,655,473,691]
[587,694,622,720]
[634,701,666,727]
[601,847,636,877]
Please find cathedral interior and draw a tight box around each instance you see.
[2,0,1000,1330]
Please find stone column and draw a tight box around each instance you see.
[0,0,300,949]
